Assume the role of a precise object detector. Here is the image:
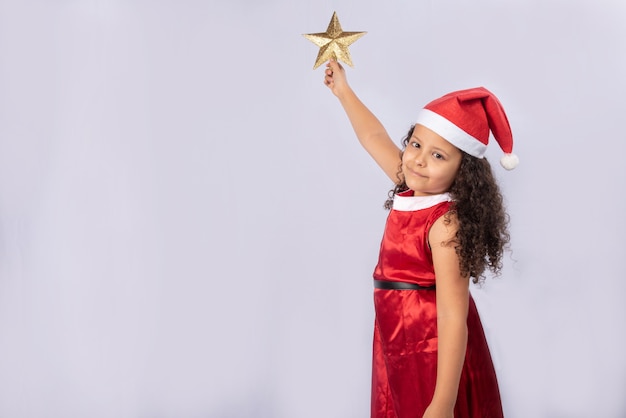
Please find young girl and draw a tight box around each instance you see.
[323,59,516,418]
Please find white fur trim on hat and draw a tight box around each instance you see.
[415,109,487,158]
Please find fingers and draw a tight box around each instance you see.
[324,62,334,87]
[327,58,343,72]
[324,73,333,87]
[324,59,343,88]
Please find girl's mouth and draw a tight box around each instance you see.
[408,168,426,178]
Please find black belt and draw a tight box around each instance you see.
[374,279,436,291]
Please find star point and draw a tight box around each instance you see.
[303,12,367,69]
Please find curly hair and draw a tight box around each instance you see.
[384,125,510,283]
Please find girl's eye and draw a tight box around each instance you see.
[410,141,420,148]
[433,152,444,160]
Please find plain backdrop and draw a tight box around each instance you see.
[1,0,625,417]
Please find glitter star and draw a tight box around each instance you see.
[303,12,366,69]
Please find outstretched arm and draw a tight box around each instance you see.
[424,214,470,418]
[324,60,402,182]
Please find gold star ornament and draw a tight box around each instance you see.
[303,12,367,69]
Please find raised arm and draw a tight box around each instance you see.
[324,60,402,182]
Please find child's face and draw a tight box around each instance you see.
[401,124,462,196]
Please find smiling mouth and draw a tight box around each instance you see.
[409,169,426,178]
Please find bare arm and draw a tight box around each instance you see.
[424,214,470,418]
[324,60,402,182]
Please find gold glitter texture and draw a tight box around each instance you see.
[303,12,366,69]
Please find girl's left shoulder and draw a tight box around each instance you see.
[428,209,459,245]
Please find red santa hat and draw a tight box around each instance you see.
[414,87,519,170]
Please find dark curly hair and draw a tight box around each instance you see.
[384,125,510,283]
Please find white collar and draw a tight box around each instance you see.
[392,192,452,212]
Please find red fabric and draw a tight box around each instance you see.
[371,193,503,418]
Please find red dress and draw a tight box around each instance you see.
[371,190,503,418]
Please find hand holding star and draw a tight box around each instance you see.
[324,60,351,98]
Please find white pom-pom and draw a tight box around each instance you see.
[500,153,519,170]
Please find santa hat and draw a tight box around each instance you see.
[415,87,519,170]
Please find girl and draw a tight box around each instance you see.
[323,59,516,418]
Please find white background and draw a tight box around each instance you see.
[1,0,625,417]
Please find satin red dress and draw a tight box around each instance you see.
[371,191,503,418]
